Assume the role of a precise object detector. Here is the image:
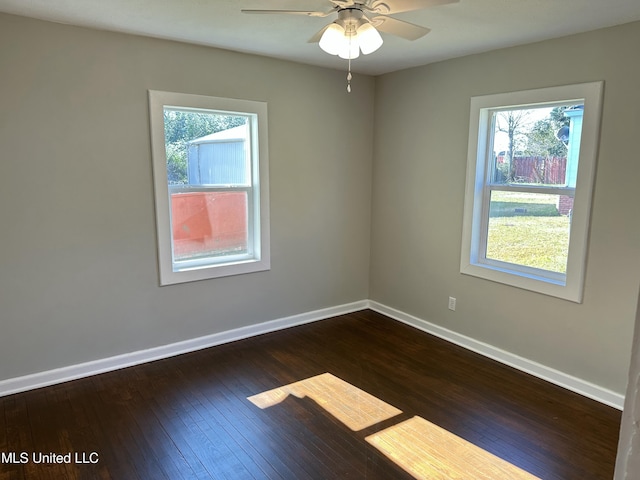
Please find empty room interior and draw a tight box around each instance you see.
[1,1,640,479]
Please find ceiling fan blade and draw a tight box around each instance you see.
[369,0,458,14]
[330,0,357,7]
[372,15,430,40]
[241,9,335,17]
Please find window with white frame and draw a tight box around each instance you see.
[148,90,270,285]
[460,82,603,302]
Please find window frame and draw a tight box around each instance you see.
[149,90,270,285]
[460,82,603,302]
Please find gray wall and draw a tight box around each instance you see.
[370,21,640,394]
[0,13,374,381]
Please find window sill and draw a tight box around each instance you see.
[461,262,582,303]
[161,257,270,286]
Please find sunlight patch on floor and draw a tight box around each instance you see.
[247,372,402,431]
[248,373,540,479]
[366,416,540,480]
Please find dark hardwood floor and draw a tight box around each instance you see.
[0,310,622,479]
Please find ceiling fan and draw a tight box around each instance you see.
[242,0,459,90]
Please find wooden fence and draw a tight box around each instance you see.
[513,156,567,185]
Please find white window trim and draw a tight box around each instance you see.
[149,90,270,285]
[460,82,603,302]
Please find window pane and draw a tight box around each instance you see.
[486,191,572,274]
[171,191,248,262]
[490,104,583,187]
[163,107,252,267]
[163,108,250,187]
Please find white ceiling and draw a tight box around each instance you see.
[1,0,639,75]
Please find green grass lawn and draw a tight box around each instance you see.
[487,191,570,273]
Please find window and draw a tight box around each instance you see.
[149,90,270,285]
[460,82,603,302]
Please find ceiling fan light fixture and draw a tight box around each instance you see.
[338,38,360,59]
[319,23,346,55]
[242,0,455,92]
[356,22,383,54]
[318,23,346,55]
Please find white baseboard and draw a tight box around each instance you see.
[368,300,625,410]
[0,300,369,398]
[0,299,624,410]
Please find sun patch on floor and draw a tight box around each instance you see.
[247,372,402,431]
[366,416,540,480]
[248,373,540,479]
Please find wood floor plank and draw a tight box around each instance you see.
[0,310,621,479]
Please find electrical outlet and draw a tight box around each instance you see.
[448,297,456,311]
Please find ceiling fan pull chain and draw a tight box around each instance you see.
[347,57,352,93]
